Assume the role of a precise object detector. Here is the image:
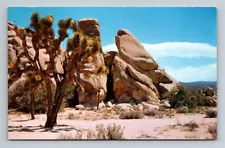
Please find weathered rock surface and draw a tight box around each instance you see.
[77,18,107,105]
[203,87,215,97]
[8,22,65,74]
[111,29,179,105]
[160,100,171,108]
[78,18,100,40]
[116,103,133,111]
[75,104,85,110]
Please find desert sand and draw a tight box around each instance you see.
[8,108,216,140]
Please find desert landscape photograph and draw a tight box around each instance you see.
[8,7,217,140]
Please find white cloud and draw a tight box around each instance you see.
[102,42,217,82]
[102,42,217,58]
[164,63,217,82]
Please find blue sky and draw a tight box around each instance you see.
[8,7,217,82]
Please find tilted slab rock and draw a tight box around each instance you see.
[112,55,160,105]
[112,29,179,105]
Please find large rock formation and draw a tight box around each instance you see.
[8,22,65,86]
[77,18,107,105]
[111,29,179,105]
[8,19,180,108]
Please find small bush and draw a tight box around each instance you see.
[119,110,142,119]
[67,113,76,119]
[8,80,54,114]
[165,85,217,109]
[57,132,82,140]
[144,109,159,116]
[206,110,217,118]
[95,123,124,140]
[57,123,124,140]
[170,86,197,108]
[184,121,199,131]
[208,124,217,139]
[176,106,190,114]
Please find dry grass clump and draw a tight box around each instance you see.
[176,106,190,114]
[112,106,121,115]
[57,133,79,140]
[183,121,199,131]
[119,110,142,119]
[95,123,124,140]
[57,123,124,140]
[67,113,78,119]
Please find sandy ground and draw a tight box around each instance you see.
[8,108,217,140]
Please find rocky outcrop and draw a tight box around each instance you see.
[8,20,108,106]
[203,87,215,97]
[8,19,181,108]
[77,19,107,105]
[78,18,100,40]
[8,22,66,75]
[111,29,179,105]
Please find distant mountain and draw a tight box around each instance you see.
[180,81,217,89]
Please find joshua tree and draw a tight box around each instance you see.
[8,12,107,128]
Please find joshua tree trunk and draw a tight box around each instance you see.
[45,81,67,128]
[30,88,35,120]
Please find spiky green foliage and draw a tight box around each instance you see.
[30,12,41,29]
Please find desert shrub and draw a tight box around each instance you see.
[57,132,82,140]
[8,79,55,113]
[197,96,216,107]
[208,124,217,139]
[64,83,78,107]
[119,110,142,119]
[95,123,124,140]
[169,86,197,108]
[206,110,217,118]
[184,121,199,131]
[176,106,190,114]
[67,113,76,119]
[8,74,80,114]
[144,109,159,116]
[57,123,124,140]
[166,86,216,109]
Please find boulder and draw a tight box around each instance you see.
[116,103,133,111]
[78,18,100,40]
[141,102,159,110]
[112,29,179,105]
[137,103,144,111]
[99,101,105,109]
[160,100,171,108]
[106,101,113,108]
[8,22,14,30]
[8,30,16,37]
[75,105,85,110]
[203,87,215,97]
